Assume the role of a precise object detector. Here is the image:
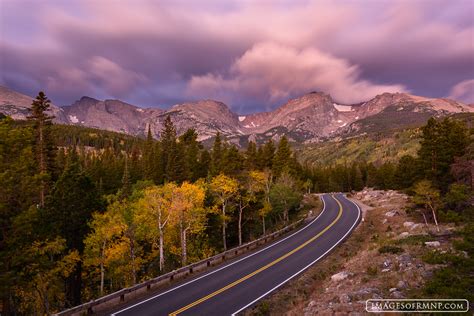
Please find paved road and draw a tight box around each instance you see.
[111,193,361,316]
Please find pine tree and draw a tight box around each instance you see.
[28,91,56,206]
[167,141,187,183]
[160,115,177,181]
[222,145,243,176]
[394,155,419,189]
[244,141,258,170]
[179,129,201,181]
[196,149,211,179]
[258,140,275,169]
[210,132,223,176]
[121,155,132,199]
[272,136,292,177]
[418,118,469,190]
[143,125,156,181]
[160,116,186,183]
[46,153,102,306]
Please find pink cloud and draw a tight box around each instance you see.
[188,42,407,107]
[449,79,474,104]
[87,56,148,95]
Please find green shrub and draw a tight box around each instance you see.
[378,245,404,254]
[422,251,459,264]
[394,234,430,246]
[366,266,378,276]
[439,210,463,224]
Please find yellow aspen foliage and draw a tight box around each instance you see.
[169,181,206,265]
[210,174,239,251]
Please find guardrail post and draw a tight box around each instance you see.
[120,293,125,302]
[147,284,151,291]
[207,260,210,267]
[190,267,193,274]
[87,306,93,314]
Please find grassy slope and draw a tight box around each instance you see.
[299,129,421,166]
[298,112,474,167]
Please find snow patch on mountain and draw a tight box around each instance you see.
[333,104,353,112]
[69,115,79,123]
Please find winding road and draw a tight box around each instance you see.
[111,193,361,316]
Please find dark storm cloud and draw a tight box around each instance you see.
[1,0,473,111]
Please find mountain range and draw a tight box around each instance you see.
[1,85,472,145]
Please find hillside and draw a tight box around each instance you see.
[299,112,474,166]
[299,129,421,166]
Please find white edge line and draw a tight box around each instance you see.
[112,195,329,315]
[231,193,362,316]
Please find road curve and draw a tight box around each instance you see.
[111,193,361,316]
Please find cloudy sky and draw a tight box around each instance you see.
[1,0,473,113]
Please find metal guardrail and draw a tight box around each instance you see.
[55,218,305,315]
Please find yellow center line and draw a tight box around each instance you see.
[169,195,345,316]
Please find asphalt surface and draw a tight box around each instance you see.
[111,193,361,316]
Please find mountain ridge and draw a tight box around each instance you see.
[1,85,472,145]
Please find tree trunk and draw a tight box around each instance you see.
[262,216,266,235]
[100,240,106,296]
[428,203,440,232]
[159,226,164,272]
[129,237,136,285]
[182,227,188,266]
[39,120,46,207]
[222,202,227,251]
[421,211,429,231]
[238,201,243,246]
[180,218,188,266]
[158,210,164,272]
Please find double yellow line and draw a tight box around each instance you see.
[169,195,344,315]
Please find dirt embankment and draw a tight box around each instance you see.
[247,189,458,315]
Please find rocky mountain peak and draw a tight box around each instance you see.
[1,85,471,146]
[0,85,68,123]
[79,96,99,102]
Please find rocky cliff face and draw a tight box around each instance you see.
[62,97,157,135]
[0,85,68,123]
[148,100,242,141]
[1,85,472,144]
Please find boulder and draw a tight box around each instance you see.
[384,210,399,217]
[398,232,410,238]
[403,221,415,228]
[352,287,380,300]
[425,241,441,247]
[398,254,412,264]
[382,259,392,268]
[331,271,350,282]
[339,294,351,304]
[390,290,405,299]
